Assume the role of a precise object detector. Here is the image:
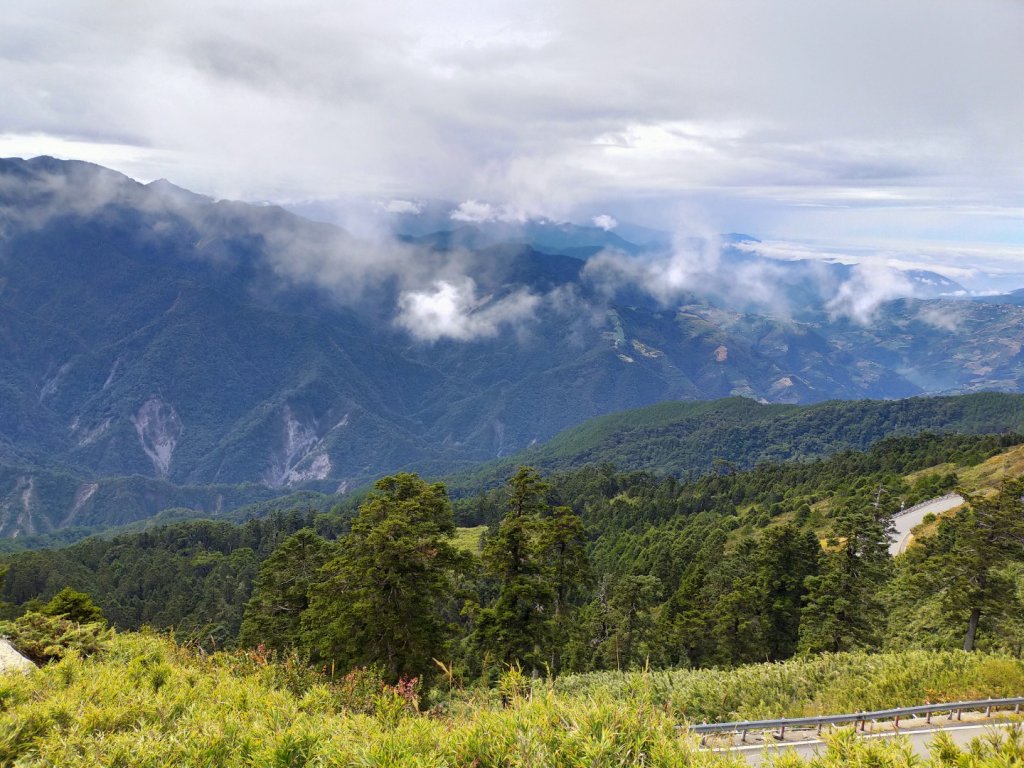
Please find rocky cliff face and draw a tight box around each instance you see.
[131,397,182,477]
[262,406,346,488]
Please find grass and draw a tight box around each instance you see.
[1,632,1023,765]
[901,443,1024,499]
[452,525,488,554]
[547,650,1024,724]
[957,443,1024,496]
[903,443,1024,548]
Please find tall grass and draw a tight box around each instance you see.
[550,651,1024,723]
[0,632,1021,766]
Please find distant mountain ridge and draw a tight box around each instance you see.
[2,157,1024,537]
[447,392,1024,494]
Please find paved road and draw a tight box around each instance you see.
[713,721,1016,765]
[889,494,964,556]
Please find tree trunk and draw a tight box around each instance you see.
[963,607,981,652]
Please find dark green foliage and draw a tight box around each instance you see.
[606,574,662,669]
[473,468,589,674]
[474,468,556,670]
[42,587,105,625]
[450,393,1024,498]
[303,474,469,684]
[799,499,893,654]
[753,525,822,659]
[886,478,1024,652]
[943,479,1024,650]
[0,510,332,647]
[1,431,1022,683]
[239,529,335,652]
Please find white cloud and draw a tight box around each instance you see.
[395,278,540,342]
[450,200,526,223]
[827,261,916,324]
[2,0,1023,276]
[917,303,963,332]
[592,214,617,231]
[584,224,722,304]
[381,199,422,214]
[450,201,498,222]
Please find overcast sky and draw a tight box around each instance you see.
[2,0,1023,284]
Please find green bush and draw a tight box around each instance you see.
[0,611,112,664]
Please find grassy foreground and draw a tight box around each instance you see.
[1,632,1024,766]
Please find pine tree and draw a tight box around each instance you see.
[799,496,893,653]
[42,587,106,625]
[607,574,662,670]
[539,503,590,673]
[303,474,468,684]
[754,524,821,659]
[936,479,1024,651]
[475,468,554,671]
[474,467,589,673]
[239,528,334,652]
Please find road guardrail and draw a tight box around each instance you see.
[689,696,1024,742]
[893,493,963,521]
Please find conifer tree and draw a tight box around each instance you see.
[474,467,589,673]
[936,479,1024,651]
[799,496,893,653]
[303,474,468,684]
[42,587,106,625]
[239,528,334,652]
[754,524,821,659]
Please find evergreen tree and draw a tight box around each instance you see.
[42,587,105,625]
[935,479,1024,651]
[754,524,821,659]
[239,529,334,652]
[303,474,468,684]
[539,503,590,673]
[799,496,893,653]
[607,574,662,670]
[475,468,555,671]
[703,540,770,666]
[474,467,589,673]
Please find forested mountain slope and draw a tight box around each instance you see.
[448,392,1024,493]
[3,430,1020,662]
[3,157,1024,538]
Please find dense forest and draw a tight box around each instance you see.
[447,392,1024,494]
[3,430,1022,688]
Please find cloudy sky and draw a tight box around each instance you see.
[3,0,1023,285]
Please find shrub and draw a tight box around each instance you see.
[0,612,112,664]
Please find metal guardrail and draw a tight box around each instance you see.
[689,697,1024,738]
[893,493,964,521]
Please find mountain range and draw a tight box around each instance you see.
[2,156,1023,538]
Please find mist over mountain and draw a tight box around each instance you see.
[2,156,1024,537]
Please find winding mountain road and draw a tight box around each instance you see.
[889,493,965,556]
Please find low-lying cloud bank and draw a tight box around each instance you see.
[0,158,967,344]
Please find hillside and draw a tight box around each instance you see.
[448,392,1024,493]
[0,464,291,541]
[3,158,1024,538]
[0,630,1021,766]
[4,390,1022,542]
[3,430,1018,656]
